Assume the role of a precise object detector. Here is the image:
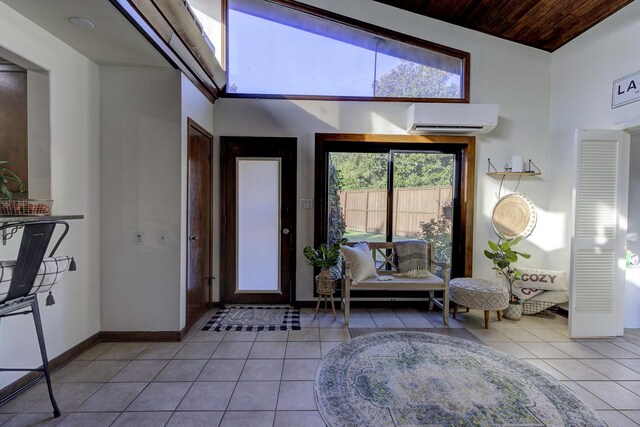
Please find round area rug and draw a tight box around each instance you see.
[315,331,605,427]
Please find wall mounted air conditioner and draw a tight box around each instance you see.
[407,103,499,135]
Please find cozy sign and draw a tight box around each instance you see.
[612,70,640,108]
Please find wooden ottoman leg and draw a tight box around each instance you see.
[484,310,490,329]
[497,310,502,321]
[453,303,459,320]
[429,291,435,311]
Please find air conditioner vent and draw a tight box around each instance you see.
[407,104,499,135]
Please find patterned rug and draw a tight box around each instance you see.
[202,305,300,331]
[315,331,605,427]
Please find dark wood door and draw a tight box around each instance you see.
[221,137,296,305]
[186,119,212,330]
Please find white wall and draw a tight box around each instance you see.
[0,2,100,389]
[100,67,182,332]
[179,74,214,328]
[212,0,552,301]
[549,1,640,271]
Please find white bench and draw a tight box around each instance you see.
[341,241,449,325]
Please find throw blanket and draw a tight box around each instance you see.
[395,240,428,272]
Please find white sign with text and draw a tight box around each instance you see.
[613,71,640,108]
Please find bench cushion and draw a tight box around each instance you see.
[354,274,445,291]
[340,242,377,284]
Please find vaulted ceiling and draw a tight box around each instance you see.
[372,0,635,51]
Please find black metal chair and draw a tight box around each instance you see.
[0,220,72,418]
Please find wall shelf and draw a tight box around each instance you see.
[487,158,541,177]
[487,171,541,178]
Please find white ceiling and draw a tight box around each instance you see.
[2,0,170,67]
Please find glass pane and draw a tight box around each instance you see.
[392,152,454,275]
[228,0,464,98]
[237,159,280,292]
[329,152,388,244]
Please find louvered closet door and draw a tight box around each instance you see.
[570,129,630,337]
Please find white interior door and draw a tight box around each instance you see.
[570,129,630,337]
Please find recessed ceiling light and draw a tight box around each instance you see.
[68,17,95,29]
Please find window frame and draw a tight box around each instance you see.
[315,133,475,280]
[223,0,470,102]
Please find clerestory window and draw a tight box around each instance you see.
[226,0,470,101]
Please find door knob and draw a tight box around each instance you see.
[282,228,290,235]
[189,235,199,241]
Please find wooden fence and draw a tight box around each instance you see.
[339,186,452,238]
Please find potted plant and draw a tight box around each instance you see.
[0,161,53,216]
[0,161,25,199]
[484,235,531,320]
[303,239,346,294]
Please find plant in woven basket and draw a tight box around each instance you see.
[303,239,346,271]
[304,239,347,293]
[0,161,25,199]
[484,235,531,303]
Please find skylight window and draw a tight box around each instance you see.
[226,0,469,101]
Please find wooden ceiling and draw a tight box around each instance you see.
[372,0,634,51]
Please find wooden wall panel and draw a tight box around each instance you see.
[373,0,634,51]
[0,70,28,196]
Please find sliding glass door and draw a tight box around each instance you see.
[319,137,470,280]
[329,150,454,275]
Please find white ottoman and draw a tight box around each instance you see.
[449,278,509,329]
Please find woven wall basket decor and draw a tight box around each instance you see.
[491,193,537,239]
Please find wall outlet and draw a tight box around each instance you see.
[135,231,144,245]
[158,231,168,245]
[298,198,313,209]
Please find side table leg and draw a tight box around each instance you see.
[313,297,322,320]
[330,294,336,321]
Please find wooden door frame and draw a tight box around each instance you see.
[314,133,475,279]
[186,118,213,331]
[220,137,297,306]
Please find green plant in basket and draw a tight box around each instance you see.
[484,235,531,303]
[303,239,347,271]
[0,161,25,199]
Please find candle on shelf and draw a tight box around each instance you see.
[511,155,523,172]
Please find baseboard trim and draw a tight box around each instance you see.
[99,330,182,342]
[0,332,100,403]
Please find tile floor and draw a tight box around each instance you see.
[2,307,640,426]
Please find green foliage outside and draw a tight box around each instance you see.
[328,158,346,245]
[331,153,453,191]
[375,60,460,99]
[419,201,452,276]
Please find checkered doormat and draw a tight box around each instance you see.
[202,305,301,331]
